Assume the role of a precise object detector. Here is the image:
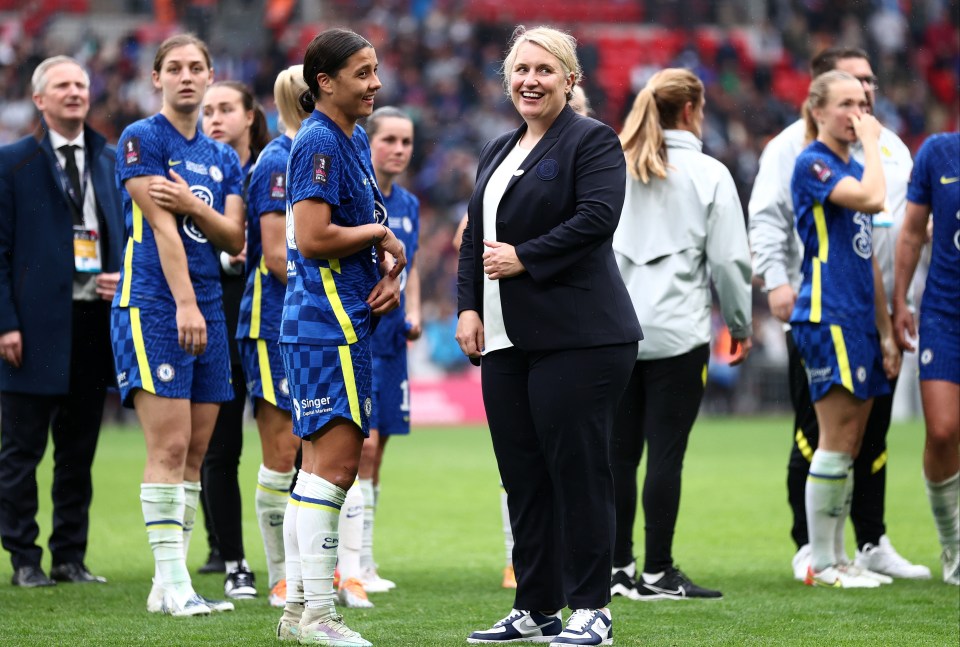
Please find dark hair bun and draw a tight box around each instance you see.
[298,89,315,114]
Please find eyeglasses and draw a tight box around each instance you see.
[855,75,879,89]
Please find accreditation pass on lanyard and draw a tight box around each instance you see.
[73,226,102,273]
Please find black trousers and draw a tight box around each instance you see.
[785,332,892,550]
[200,273,247,562]
[610,344,710,573]
[201,362,247,561]
[0,300,111,570]
[483,342,636,611]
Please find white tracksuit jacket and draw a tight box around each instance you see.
[613,129,753,361]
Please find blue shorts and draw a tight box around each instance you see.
[791,323,890,402]
[111,303,233,408]
[918,309,960,384]
[371,347,410,436]
[239,338,292,412]
[280,337,372,439]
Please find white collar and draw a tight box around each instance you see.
[49,128,85,152]
[664,129,702,152]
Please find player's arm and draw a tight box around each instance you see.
[405,263,422,340]
[260,211,288,285]
[828,115,886,214]
[147,169,244,254]
[293,198,405,277]
[891,200,930,352]
[873,254,900,379]
[125,175,206,356]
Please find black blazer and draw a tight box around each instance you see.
[0,122,124,394]
[457,105,642,352]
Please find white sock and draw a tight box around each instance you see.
[806,450,852,572]
[257,464,295,588]
[359,478,376,570]
[182,480,201,561]
[338,481,364,583]
[284,470,308,606]
[141,483,193,599]
[500,482,514,567]
[298,473,346,614]
[926,471,960,554]
[834,467,854,564]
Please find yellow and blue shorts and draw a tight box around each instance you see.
[791,322,890,402]
[279,337,372,440]
[239,337,292,413]
[110,303,233,408]
[371,348,411,436]
[918,310,960,385]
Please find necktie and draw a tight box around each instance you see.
[59,144,83,224]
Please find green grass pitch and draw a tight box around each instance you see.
[0,416,956,646]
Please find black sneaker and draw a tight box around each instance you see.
[224,566,257,599]
[636,566,722,600]
[611,562,641,600]
[198,548,225,574]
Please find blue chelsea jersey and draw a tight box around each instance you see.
[114,113,243,308]
[790,141,876,331]
[907,132,960,321]
[237,134,292,341]
[371,184,420,356]
[280,110,384,346]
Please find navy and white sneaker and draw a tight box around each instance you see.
[549,609,612,646]
[467,608,562,643]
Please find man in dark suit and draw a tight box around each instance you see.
[0,56,124,587]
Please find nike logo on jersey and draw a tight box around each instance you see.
[940,176,959,185]
[168,159,183,166]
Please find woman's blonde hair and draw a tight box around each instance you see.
[275,64,311,133]
[501,25,581,101]
[619,68,703,183]
[802,70,859,144]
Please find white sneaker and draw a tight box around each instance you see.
[550,608,613,646]
[359,566,395,593]
[298,610,372,646]
[855,535,931,579]
[836,562,893,585]
[942,547,960,586]
[792,544,811,582]
[160,590,213,616]
[277,602,303,641]
[147,578,164,613]
[338,577,374,609]
[804,565,881,588]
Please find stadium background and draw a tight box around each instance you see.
[1,0,956,423]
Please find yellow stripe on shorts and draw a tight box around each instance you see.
[338,344,361,426]
[130,307,155,394]
[872,451,888,474]
[829,325,854,392]
[795,428,814,461]
[701,363,708,388]
[320,266,358,343]
[250,257,266,338]
[257,339,277,406]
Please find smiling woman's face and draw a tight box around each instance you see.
[509,42,572,129]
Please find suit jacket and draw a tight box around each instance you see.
[0,121,124,394]
[457,105,642,352]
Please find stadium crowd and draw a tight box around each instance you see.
[0,0,956,393]
[0,1,958,644]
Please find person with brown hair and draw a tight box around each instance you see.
[275,28,405,645]
[748,46,927,582]
[198,78,272,600]
[609,68,752,601]
[789,70,899,588]
[112,33,245,616]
